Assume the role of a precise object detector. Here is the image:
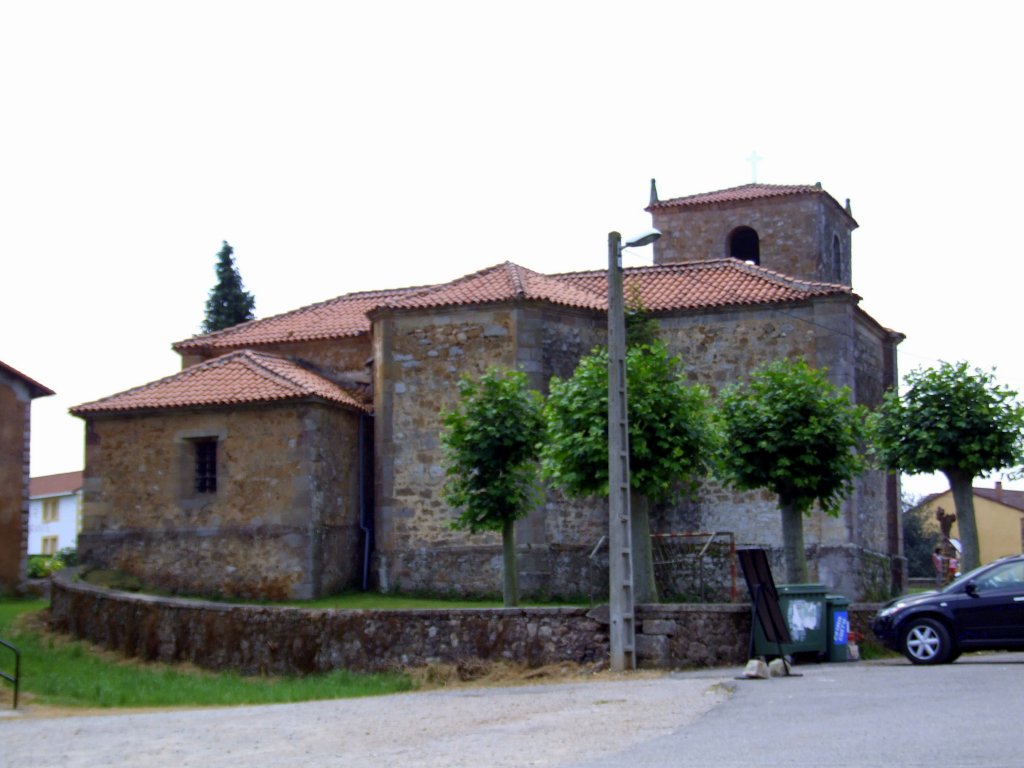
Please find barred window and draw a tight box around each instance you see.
[194,438,218,494]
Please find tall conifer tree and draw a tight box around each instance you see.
[202,241,256,333]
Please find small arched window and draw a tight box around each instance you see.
[728,226,760,265]
[832,234,847,282]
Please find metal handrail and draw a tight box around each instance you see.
[0,637,20,710]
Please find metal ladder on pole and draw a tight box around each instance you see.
[607,229,636,672]
[610,352,636,670]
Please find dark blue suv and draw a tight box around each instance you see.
[872,554,1024,664]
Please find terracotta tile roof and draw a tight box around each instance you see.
[647,183,853,221]
[30,470,83,497]
[556,259,852,312]
[71,350,369,416]
[0,359,54,398]
[377,262,605,313]
[173,287,423,354]
[171,259,852,355]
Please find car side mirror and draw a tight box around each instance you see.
[965,581,979,597]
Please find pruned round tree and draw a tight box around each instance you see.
[875,361,1024,572]
[441,368,545,606]
[716,357,870,584]
[541,341,717,602]
[202,241,256,333]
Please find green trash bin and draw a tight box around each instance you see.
[826,594,851,662]
[753,583,829,658]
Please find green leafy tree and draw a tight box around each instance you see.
[541,341,717,602]
[624,289,660,349]
[717,357,870,584]
[875,361,1024,572]
[441,368,545,606]
[202,241,256,333]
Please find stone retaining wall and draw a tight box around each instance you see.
[49,570,882,674]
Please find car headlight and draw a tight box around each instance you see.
[876,602,906,620]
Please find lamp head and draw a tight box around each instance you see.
[621,228,661,250]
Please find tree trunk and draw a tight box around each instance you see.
[502,518,519,607]
[630,491,659,603]
[946,470,981,573]
[780,499,809,584]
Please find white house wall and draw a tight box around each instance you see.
[28,491,81,554]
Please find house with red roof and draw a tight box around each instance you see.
[1,360,54,594]
[72,182,904,600]
[29,471,84,556]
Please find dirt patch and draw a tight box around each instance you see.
[407,657,665,690]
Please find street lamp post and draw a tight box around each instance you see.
[607,227,660,672]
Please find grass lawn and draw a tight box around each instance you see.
[0,598,413,710]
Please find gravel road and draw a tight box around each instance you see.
[0,674,733,768]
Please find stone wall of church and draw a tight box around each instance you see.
[513,306,607,597]
[231,336,371,384]
[651,194,854,285]
[849,314,902,581]
[522,305,606,387]
[658,303,825,394]
[178,336,371,384]
[372,304,609,598]
[372,306,519,594]
[371,296,896,600]
[654,297,895,598]
[78,402,362,600]
[645,302,822,555]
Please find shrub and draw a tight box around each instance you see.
[26,548,76,579]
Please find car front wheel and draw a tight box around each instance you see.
[901,618,952,665]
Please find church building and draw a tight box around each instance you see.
[72,182,904,601]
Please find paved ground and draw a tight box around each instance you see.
[571,653,1024,768]
[0,674,729,768]
[3,653,1023,767]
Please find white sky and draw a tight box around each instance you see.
[3,1,1022,500]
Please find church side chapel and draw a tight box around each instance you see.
[73,181,903,601]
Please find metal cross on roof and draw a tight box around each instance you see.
[746,150,763,183]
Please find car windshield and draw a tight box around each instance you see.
[942,562,994,592]
[941,558,1024,592]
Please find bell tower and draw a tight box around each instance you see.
[647,180,857,286]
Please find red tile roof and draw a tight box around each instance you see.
[30,470,83,497]
[378,262,606,313]
[72,350,369,416]
[86,260,857,418]
[173,287,422,354]
[557,259,852,312]
[647,183,854,222]
[173,259,852,356]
